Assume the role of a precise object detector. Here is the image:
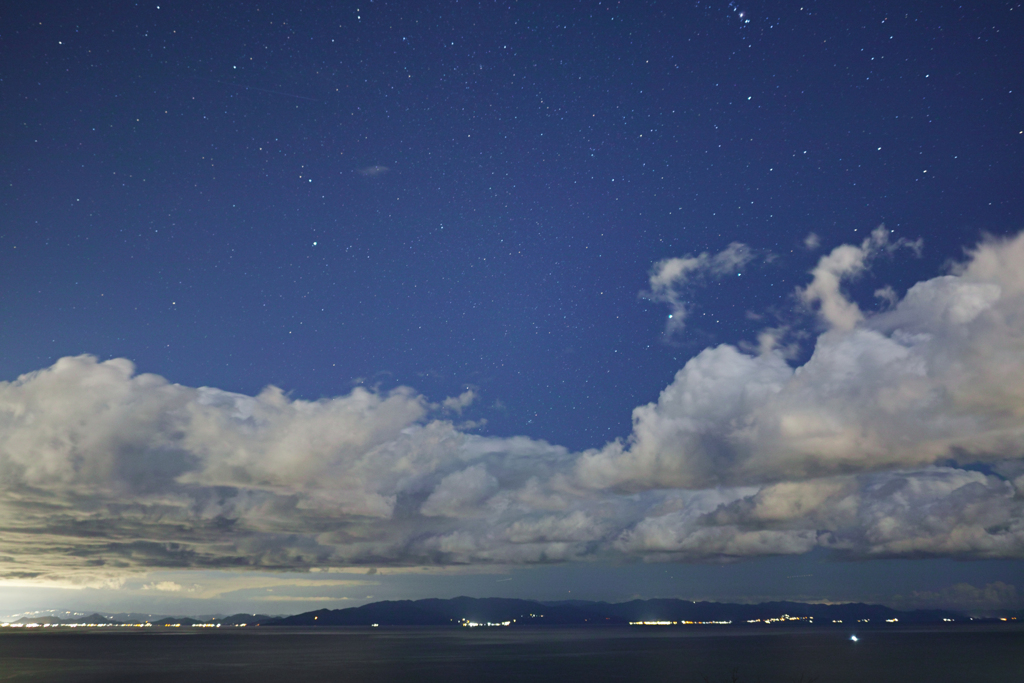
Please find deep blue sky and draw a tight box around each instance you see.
[6,0,1022,448]
[2,1,1023,616]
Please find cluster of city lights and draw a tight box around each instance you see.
[745,614,813,624]
[3,614,1018,629]
[630,620,732,626]
[0,622,151,628]
[630,621,676,626]
[0,622,259,629]
[460,619,512,627]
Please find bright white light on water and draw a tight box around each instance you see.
[850,635,859,642]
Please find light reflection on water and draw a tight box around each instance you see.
[1,625,1021,682]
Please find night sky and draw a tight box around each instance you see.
[2,1,1023,618]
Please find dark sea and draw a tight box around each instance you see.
[1,625,1021,683]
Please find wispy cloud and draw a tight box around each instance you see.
[143,581,190,593]
[254,595,354,602]
[644,242,756,336]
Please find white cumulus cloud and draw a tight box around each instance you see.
[2,231,1024,582]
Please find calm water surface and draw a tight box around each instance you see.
[1,625,1021,682]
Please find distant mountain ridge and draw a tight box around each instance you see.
[265,596,963,626]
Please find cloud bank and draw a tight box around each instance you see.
[2,232,1024,583]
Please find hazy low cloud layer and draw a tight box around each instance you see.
[2,232,1024,583]
[893,581,1022,613]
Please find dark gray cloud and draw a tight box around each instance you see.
[2,233,1024,583]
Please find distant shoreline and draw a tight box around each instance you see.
[4,596,1021,630]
